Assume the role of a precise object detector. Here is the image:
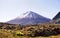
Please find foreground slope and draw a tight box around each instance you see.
[0,23,60,38]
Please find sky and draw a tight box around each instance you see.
[0,0,60,22]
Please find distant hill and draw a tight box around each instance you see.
[52,12,60,24]
[7,11,51,25]
[53,12,60,20]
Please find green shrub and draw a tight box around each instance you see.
[15,30,24,36]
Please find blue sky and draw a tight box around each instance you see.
[0,0,60,22]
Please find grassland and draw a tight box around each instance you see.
[0,23,60,38]
[0,29,60,38]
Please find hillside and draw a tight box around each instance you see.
[52,12,60,24]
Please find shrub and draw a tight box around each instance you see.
[15,30,24,36]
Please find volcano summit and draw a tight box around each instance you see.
[7,11,51,25]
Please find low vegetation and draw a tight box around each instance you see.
[0,23,60,38]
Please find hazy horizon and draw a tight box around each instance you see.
[0,0,60,22]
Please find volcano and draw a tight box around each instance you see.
[7,11,51,25]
